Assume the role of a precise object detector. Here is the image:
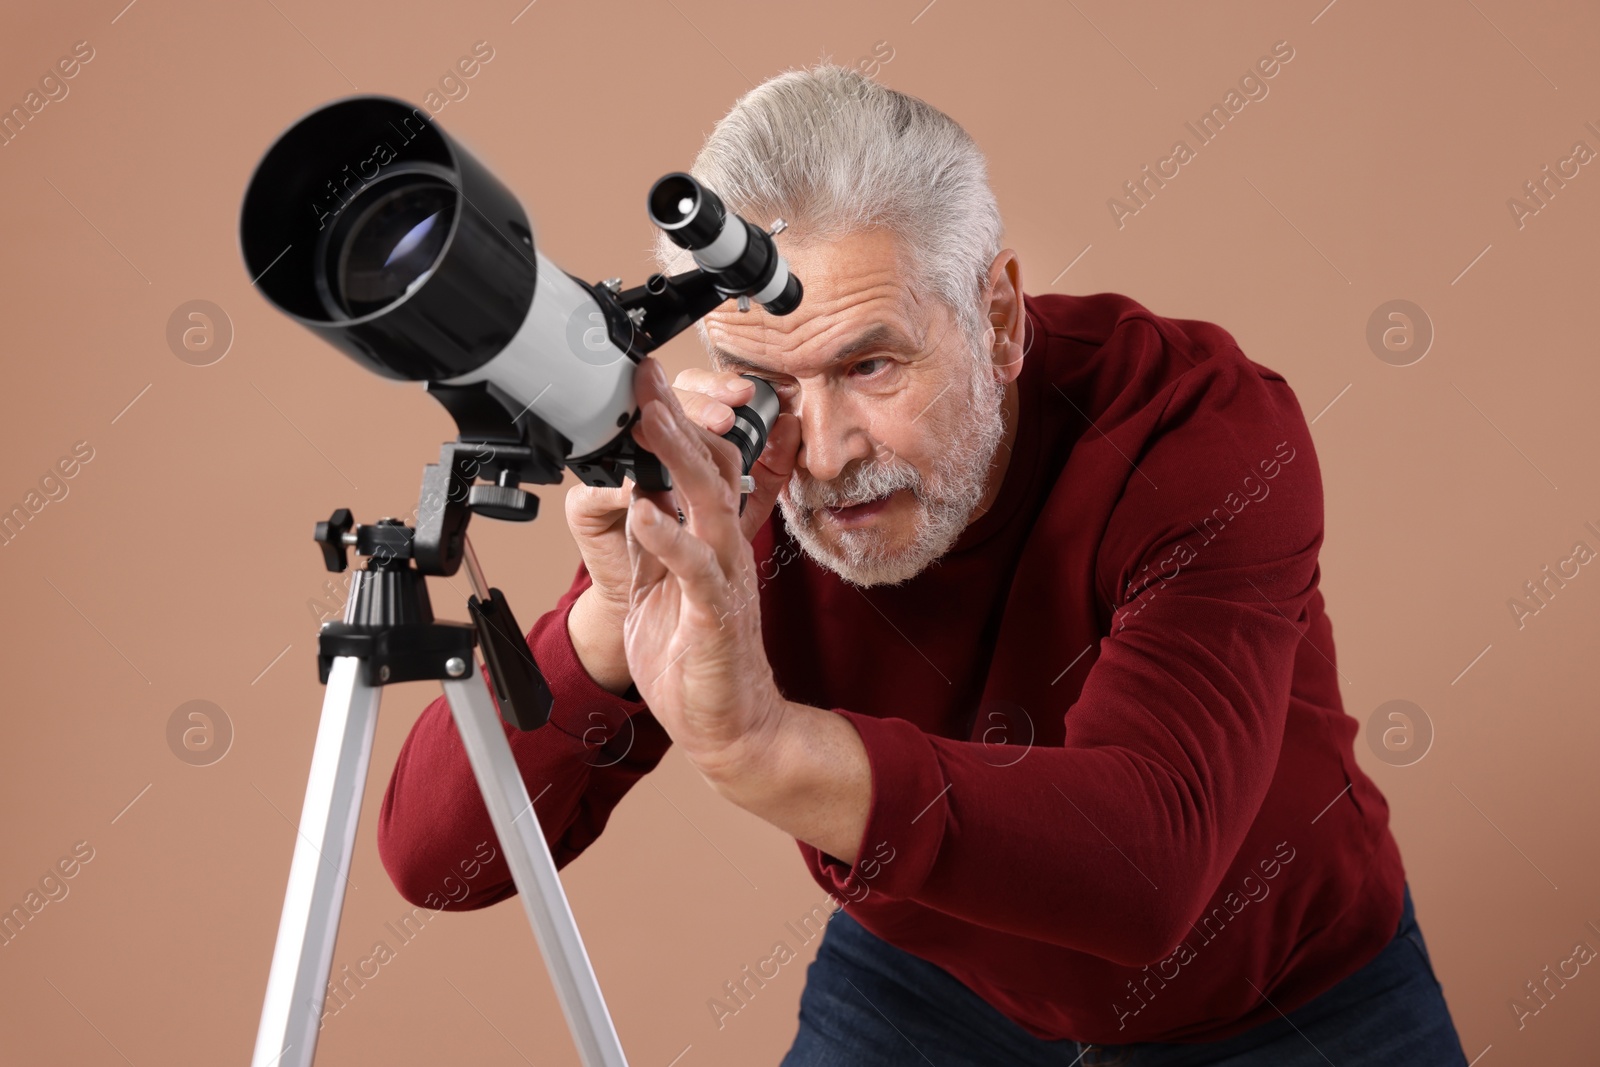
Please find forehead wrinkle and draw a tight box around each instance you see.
[712,322,919,377]
[705,280,925,378]
[703,226,918,365]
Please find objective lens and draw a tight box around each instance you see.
[325,178,456,317]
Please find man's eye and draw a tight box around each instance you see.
[853,358,887,377]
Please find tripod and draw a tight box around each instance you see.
[245,237,782,1065]
[249,478,631,1066]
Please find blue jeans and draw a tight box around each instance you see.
[781,882,1467,1066]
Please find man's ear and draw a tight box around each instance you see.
[984,249,1026,385]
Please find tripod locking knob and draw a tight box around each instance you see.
[314,508,355,572]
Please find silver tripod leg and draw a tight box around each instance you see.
[251,655,379,1067]
[442,674,628,1067]
[250,655,629,1067]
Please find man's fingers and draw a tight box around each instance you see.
[574,482,632,508]
[671,368,756,435]
[566,483,630,534]
[642,397,741,514]
[675,367,757,403]
[633,357,756,564]
[628,497,729,617]
[625,492,671,600]
[671,387,739,435]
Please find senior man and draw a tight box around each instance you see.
[378,64,1467,1065]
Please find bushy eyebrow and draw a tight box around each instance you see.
[708,322,916,377]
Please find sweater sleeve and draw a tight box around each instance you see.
[807,354,1323,968]
[377,559,672,911]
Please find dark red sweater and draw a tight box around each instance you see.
[377,291,1407,1045]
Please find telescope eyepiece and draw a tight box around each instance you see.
[646,171,802,317]
[648,173,726,249]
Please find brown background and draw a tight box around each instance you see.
[2,0,1597,1063]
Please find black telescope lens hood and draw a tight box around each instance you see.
[240,95,537,382]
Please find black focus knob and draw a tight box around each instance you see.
[468,484,539,522]
[631,446,671,493]
[314,508,354,572]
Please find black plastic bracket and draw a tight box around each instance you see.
[318,619,477,687]
[468,587,553,731]
[611,268,726,353]
[314,510,556,730]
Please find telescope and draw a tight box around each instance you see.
[241,94,793,531]
[240,95,799,1067]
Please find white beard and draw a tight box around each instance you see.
[776,345,1010,588]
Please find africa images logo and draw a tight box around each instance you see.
[1110,841,1297,1031]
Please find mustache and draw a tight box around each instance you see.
[786,450,922,510]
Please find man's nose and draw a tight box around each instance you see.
[795,393,873,484]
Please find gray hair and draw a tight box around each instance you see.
[651,62,1004,358]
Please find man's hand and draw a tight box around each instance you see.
[563,361,783,696]
[621,355,802,782]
